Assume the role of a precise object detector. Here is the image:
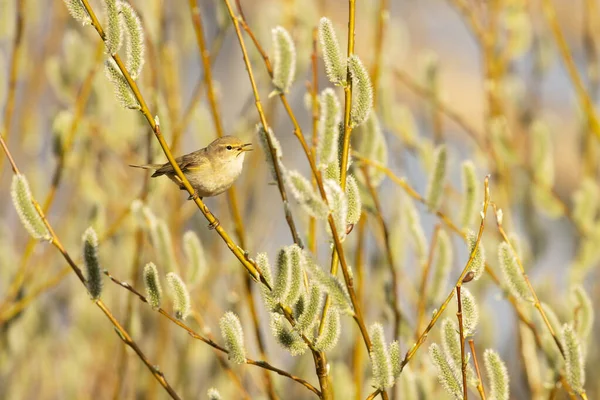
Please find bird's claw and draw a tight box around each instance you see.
[187,191,200,201]
[208,218,220,230]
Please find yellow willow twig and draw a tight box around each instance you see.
[0,132,181,400]
[187,3,277,398]
[456,286,468,399]
[78,0,270,289]
[468,340,487,400]
[400,176,490,373]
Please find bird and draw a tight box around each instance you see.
[130,136,253,202]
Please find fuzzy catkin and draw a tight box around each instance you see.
[143,262,162,310]
[561,324,585,394]
[318,17,346,85]
[271,26,296,93]
[483,349,510,400]
[348,55,373,127]
[314,307,341,352]
[166,272,190,320]
[459,160,479,228]
[82,227,103,300]
[104,0,123,55]
[63,0,91,25]
[369,323,393,389]
[10,174,51,241]
[219,312,246,364]
[119,1,145,80]
[429,343,462,399]
[317,88,342,168]
[498,242,531,301]
[425,145,447,212]
[466,230,485,280]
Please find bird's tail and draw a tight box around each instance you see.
[129,163,163,170]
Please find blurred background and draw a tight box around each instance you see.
[0,0,599,399]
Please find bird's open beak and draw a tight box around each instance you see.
[236,143,253,158]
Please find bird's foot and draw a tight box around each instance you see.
[208,218,220,230]
[187,191,201,201]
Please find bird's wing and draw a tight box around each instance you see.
[151,151,208,177]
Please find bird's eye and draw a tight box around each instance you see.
[226,145,233,150]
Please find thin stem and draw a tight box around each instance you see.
[308,27,319,255]
[400,176,490,373]
[468,340,486,400]
[415,224,441,338]
[371,0,388,108]
[456,286,468,400]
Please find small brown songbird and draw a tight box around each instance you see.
[130,136,253,200]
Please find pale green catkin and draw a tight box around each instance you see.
[285,245,304,306]
[483,349,510,400]
[572,178,600,232]
[304,253,353,313]
[357,111,388,186]
[119,1,145,80]
[561,324,586,394]
[104,0,123,55]
[104,59,140,109]
[286,169,329,219]
[207,388,222,400]
[10,174,51,241]
[348,55,373,127]
[143,262,162,310]
[318,17,346,85]
[324,160,341,182]
[183,231,206,284]
[82,227,103,300]
[256,125,283,182]
[369,323,393,389]
[272,247,292,303]
[219,311,246,364]
[498,242,531,301]
[256,253,276,311]
[271,26,296,93]
[466,230,485,280]
[345,174,362,225]
[317,88,341,168]
[166,272,190,320]
[324,179,348,242]
[460,160,479,228]
[430,229,453,304]
[295,284,322,334]
[429,343,462,399]
[461,288,479,336]
[390,340,401,379]
[270,313,308,356]
[63,0,91,25]
[530,120,554,187]
[404,196,428,264]
[425,144,447,212]
[571,285,594,340]
[314,307,341,352]
[441,319,476,385]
